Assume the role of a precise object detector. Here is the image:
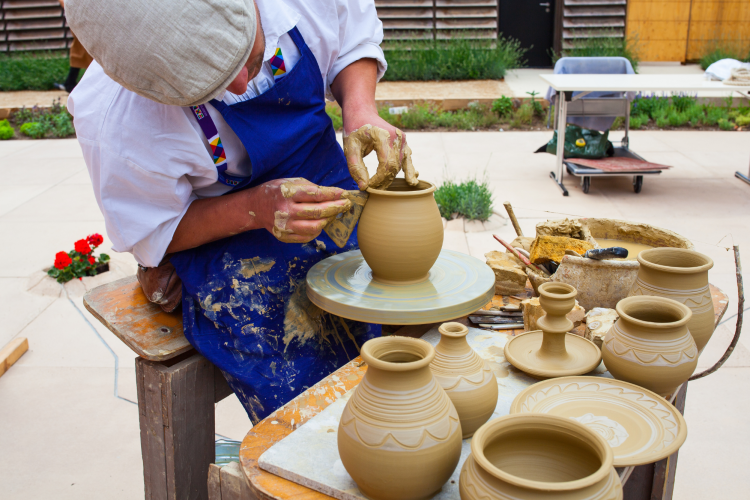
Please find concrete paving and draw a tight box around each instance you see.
[1,131,749,498]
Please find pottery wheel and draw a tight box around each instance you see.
[306,249,495,325]
[504,330,602,379]
[510,376,688,467]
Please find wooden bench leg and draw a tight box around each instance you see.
[136,353,219,500]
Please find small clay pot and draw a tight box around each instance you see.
[357,179,443,283]
[459,414,622,500]
[338,336,462,500]
[630,248,715,353]
[602,296,698,398]
[430,322,499,438]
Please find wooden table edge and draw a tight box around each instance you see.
[239,285,730,500]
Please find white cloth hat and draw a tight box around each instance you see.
[66,0,257,106]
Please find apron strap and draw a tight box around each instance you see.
[188,104,251,189]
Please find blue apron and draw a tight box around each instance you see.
[170,27,380,423]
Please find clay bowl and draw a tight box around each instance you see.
[357,179,443,284]
[551,218,693,310]
[460,414,622,500]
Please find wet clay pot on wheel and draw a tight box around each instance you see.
[629,248,714,353]
[338,336,462,500]
[602,296,698,398]
[430,322,499,438]
[459,414,623,500]
[357,179,444,284]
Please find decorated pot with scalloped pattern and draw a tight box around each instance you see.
[430,322,498,438]
[602,296,697,397]
[629,247,714,353]
[459,414,622,500]
[338,336,462,500]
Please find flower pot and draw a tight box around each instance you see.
[629,248,715,353]
[338,336,462,500]
[357,179,444,284]
[602,296,698,398]
[459,414,622,500]
[430,322,498,438]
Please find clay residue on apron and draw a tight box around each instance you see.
[282,282,343,353]
[240,257,276,279]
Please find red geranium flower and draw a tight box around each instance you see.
[74,239,92,254]
[87,233,104,247]
[54,251,72,269]
[88,256,96,265]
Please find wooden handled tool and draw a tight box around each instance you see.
[324,191,368,248]
[503,201,523,237]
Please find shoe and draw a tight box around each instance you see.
[53,83,66,92]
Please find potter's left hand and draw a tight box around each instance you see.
[343,117,418,191]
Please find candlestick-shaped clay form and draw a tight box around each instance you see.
[504,282,601,379]
[430,322,498,438]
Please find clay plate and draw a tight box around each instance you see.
[503,330,602,378]
[306,249,495,325]
[510,376,688,467]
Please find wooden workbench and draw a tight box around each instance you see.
[239,284,729,500]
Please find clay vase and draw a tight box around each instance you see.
[602,296,698,398]
[629,248,714,353]
[357,178,444,283]
[430,322,499,438]
[459,414,623,500]
[338,336,462,500]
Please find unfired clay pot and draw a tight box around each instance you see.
[338,336,462,500]
[459,414,623,500]
[629,248,715,353]
[602,296,698,398]
[357,179,444,283]
[430,322,499,438]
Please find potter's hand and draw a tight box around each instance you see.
[343,123,418,191]
[254,178,352,243]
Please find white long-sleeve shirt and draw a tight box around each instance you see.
[69,0,386,267]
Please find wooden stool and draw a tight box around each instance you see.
[84,276,244,500]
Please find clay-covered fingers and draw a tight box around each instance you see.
[274,218,332,243]
[279,178,346,203]
[291,199,352,220]
[368,128,402,190]
[343,125,375,191]
[401,142,419,186]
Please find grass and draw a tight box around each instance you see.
[434,178,494,221]
[552,32,641,72]
[0,51,81,91]
[381,34,527,81]
[698,38,750,70]
[628,93,750,131]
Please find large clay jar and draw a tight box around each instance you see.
[460,414,622,500]
[357,179,444,283]
[629,248,714,353]
[602,296,698,398]
[430,322,499,438]
[338,336,462,500]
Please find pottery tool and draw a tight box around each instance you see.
[306,249,495,325]
[583,247,629,260]
[493,235,550,277]
[323,191,368,248]
[503,201,523,236]
[469,315,521,324]
[470,310,523,318]
[479,323,524,330]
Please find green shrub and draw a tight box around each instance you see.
[718,118,735,131]
[51,111,75,137]
[629,114,647,129]
[632,94,670,119]
[0,52,80,91]
[704,106,728,126]
[671,93,697,113]
[685,105,704,127]
[552,32,641,72]
[382,34,527,81]
[514,102,534,125]
[20,121,49,138]
[492,96,513,117]
[0,119,14,140]
[736,115,750,127]
[699,38,750,70]
[434,178,493,221]
[326,104,342,131]
[655,112,670,128]
[667,110,688,127]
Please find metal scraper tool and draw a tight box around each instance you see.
[324,190,369,248]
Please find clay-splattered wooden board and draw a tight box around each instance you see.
[257,325,609,500]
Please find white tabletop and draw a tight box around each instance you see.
[541,73,750,93]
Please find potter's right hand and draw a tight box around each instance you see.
[343,124,419,191]
[252,178,352,243]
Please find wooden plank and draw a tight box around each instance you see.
[2,6,61,19]
[627,1,691,21]
[164,354,216,500]
[137,358,170,500]
[4,18,64,29]
[436,7,497,18]
[7,28,66,40]
[83,276,190,362]
[2,0,61,7]
[0,337,28,378]
[208,465,223,500]
[215,366,234,403]
[220,462,256,500]
[376,7,433,18]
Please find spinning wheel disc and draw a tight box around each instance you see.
[306,250,495,325]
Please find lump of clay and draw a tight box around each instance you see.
[529,235,594,264]
[521,296,585,332]
[508,236,534,253]
[585,307,619,349]
[536,218,585,239]
[485,251,527,296]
